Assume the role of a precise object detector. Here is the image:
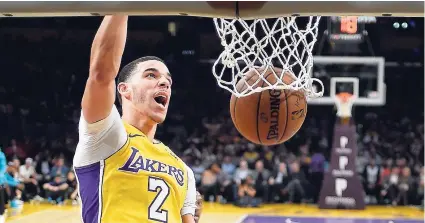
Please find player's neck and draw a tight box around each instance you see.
[122,110,157,141]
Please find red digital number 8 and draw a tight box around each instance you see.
[340,16,358,34]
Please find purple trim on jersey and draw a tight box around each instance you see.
[75,162,101,223]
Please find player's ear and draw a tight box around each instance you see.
[117,82,131,101]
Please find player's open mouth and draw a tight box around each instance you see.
[153,93,168,107]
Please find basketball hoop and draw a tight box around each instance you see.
[335,92,355,119]
[212,16,324,98]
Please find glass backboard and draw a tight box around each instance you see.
[308,56,386,106]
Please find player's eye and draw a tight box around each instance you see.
[147,73,156,78]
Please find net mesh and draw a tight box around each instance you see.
[213,16,324,98]
[335,92,355,118]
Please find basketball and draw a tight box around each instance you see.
[230,67,307,146]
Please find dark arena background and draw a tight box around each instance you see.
[0,2,423,223]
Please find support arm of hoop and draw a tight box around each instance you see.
[82,15,128,124]
[0,2,423,17]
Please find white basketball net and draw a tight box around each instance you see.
[212,16,324,98]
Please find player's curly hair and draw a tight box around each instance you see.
[116,56,165,105]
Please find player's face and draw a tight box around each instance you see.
[128,60,172,123]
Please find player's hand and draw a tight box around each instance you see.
[194,191,203,223]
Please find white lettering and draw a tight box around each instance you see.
[332,169,354,177]
[339,156,348,170]
[325,196,356,207]
[335,178,347,197]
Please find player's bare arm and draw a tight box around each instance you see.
[182,214,196,223]
[82,15,128,124]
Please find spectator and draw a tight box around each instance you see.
[396,167,414,205]
[215,164,234,204]
[18,158,39,201]
[4,164,23,202]
[299,143,312,173]
[260,146,274,170]
[235,175,260,207]
[380,159,393,185]
[221,155,236,176]
[50,157,69,179]
[252,160,271,202]
[284,161,307,203]
[10,158,20,176]
[242,144,259,167]
[363,158,381,204]
[200,163,219,202]
[381,167,400,205]
[356,149,368,174]
[66,171,78,205]
[234,160,252,185]
[35,151,52,184]
[268,162,289,202]
[43,174,69,204]
[309,148,325,202]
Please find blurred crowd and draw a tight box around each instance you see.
[191,112,424,207]
[3,155,78,206]
[0,18,423,209]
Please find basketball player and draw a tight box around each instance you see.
[73,15,200,223]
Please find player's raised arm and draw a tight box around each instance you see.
[82,15,128,124]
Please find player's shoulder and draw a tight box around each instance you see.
[78,104,124,135]
[74,105,128,167]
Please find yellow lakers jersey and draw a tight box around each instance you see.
[74,111,192,223]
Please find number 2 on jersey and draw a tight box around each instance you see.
[148,177,170,222]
